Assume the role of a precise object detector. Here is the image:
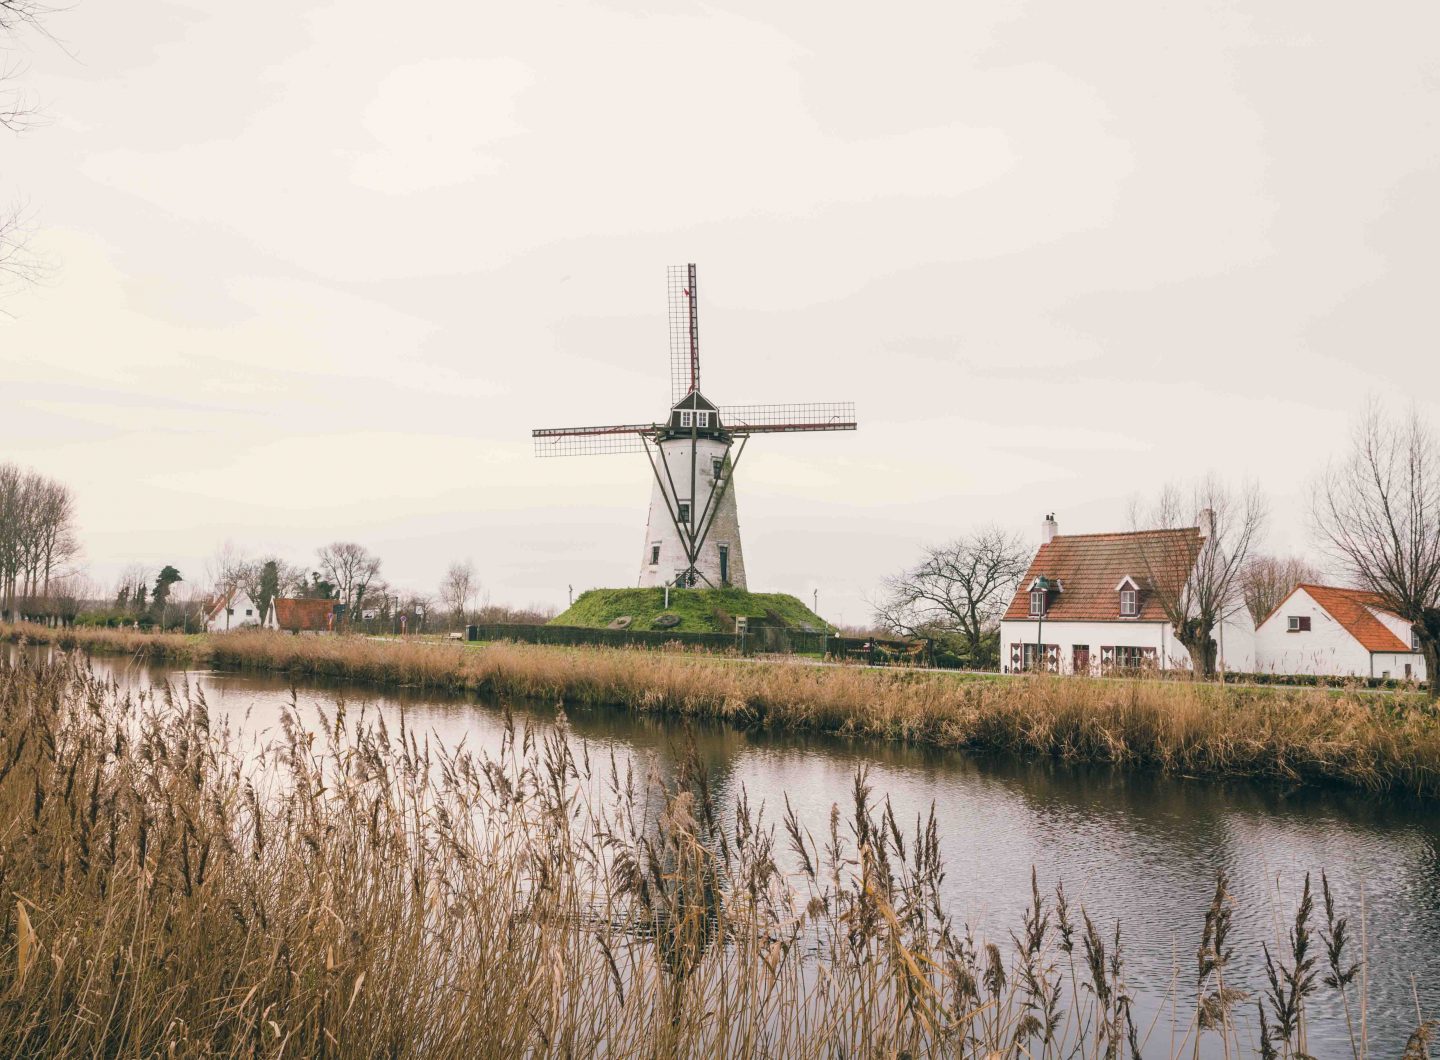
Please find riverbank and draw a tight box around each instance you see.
[6,621,1440,796]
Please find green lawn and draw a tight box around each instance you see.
[549,587,831,633]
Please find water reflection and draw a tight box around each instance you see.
[20,648,1440,1056]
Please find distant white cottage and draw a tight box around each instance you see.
[1255,584,1426,682]
[204,590,264,632]
[998,514,1256,675]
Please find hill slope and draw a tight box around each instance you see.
[551,587,831,634]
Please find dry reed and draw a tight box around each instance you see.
[0,651,1432,1057]
[5,621,1440,797]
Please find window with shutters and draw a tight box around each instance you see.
[1021,643,1057,672]
[1109,646,1150,671]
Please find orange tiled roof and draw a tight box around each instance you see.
[272,598,334,632]
[1292,584,1412,654]
[205,591,234,623]
[1002,528,1202,623]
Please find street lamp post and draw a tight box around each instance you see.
[1033,576,1052,673]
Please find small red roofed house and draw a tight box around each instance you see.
[997,514,1256,675]
[1254,584,1425,682]
[268,598,336,635]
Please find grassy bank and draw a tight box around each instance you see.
[551,586,829,632]
[1,654,1432,1057]
[5,621,1440,797]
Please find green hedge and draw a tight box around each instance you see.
[468,623,935,664]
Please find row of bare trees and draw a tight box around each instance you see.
[0,463,79,620]
[208,541,385,621]
[199,546,548,633]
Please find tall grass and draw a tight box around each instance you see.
[0,652,1433,1057]
[6,621,1440,796]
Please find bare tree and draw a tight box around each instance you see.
[872,525,1029,667]
[2,1,58,300]
[316,542,382,620]
[205,540,248,597]
[1240,554,1322,625]
[113,563,152,616]
[1131,477,1266,678]
[1313,404,1440,699]
[440,560,478,623]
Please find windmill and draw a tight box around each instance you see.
[533,264,857,590]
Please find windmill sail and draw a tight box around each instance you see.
[719,402,858,433]
[532,423,652,456]
[668,263,700,402]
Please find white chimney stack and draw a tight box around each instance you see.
[1199,507,1216,540]
[1042,513,1059,544]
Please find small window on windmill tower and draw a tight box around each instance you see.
[677,502,690,522]
[712,457,723,479]
[680,410,693,428]
[650,544,660,565]
[696,411,710,427]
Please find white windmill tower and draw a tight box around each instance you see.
[533,264,857,590]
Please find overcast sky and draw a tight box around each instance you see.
[3,0,1437,624]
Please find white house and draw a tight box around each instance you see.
[998,514,1256,675]
[204,589,265,632]
[1255,584,1426,682]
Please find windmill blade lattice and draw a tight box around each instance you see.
[532,423,652,457]
[719,402,858,434]
[668,264,700,403]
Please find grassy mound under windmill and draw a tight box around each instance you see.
[551,587,831,634]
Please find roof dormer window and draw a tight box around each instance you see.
[1115,576,1140,617]
[1027,576,1057,618]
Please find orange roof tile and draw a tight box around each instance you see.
[1002,528,1202,623]
[1292,584,1412,654]
[273,598,334,632]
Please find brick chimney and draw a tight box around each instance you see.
[1042,513,1059,544]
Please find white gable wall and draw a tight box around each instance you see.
[1255,588,1369,675]
[205,591,263,633]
